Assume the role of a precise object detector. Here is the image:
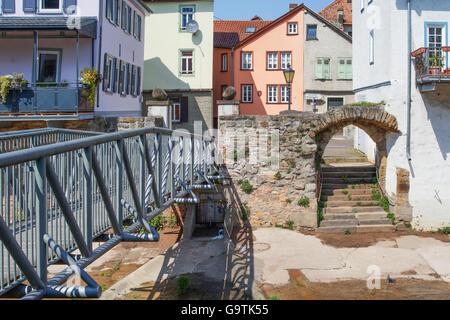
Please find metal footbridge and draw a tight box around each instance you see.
[0,127,223,299]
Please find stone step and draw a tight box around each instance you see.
[324,206,386,214]
[326,200,380,208]
[355,212,389,220]
[321,166,376,173]
[322,177,377,184]
[356,225,396,233]
[321,171,377,178]
[317,226,358,233]
[322,195,374,201]
[323,213,356,220]
[322,184,377,190]
[320,219,358,227]
[322,189,374,196]
[358,218,394,226]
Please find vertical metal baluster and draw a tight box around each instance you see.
[115,140,123,230]
[82,147,93,254]
[35,157,47,284]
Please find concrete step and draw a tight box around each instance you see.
[358,218,393,226]
[322,189,374,196]
[322,195,374,201]
[355,212,389,220]
[321,166,376,173]
[322,177,378,184]
[322,184,377,190]
[324,206,386,214]
[323,213,356,220]
[323,158,369,164]
[317,226,358,233]
[322,171,377,178]
[356,225,396,233]
[320,219,358,227]
[326,200,380,208]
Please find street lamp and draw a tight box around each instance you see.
[283,64,295,111]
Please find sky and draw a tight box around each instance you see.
[214,0,334,21]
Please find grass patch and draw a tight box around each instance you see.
[270,295,280,300]
[176,276,191,296]
[274,171,282,180]
[349,101,385,107]
[344,229,351,235]
[387,213,395,223]
[342,189,349,195]
[342,176,349,184]
[168,215,178,228]
[438,227,450,235]
[379,196,390,213]
[348,194,352,201]
[371,189,382,201]
[286,199,292,204]
[241,180,254,194]
[318,208,324,222]
[241,205,250,221]
[149,214,165,231]
[296,147,303,153]
[112,262,121,272]
[298,197,310,208]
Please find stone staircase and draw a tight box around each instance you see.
[318,165,395,233]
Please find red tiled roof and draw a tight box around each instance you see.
[318,0,352,29]
[214,20,273,43]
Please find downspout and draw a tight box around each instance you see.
[406,0,412,161]
[96,0,104,110]
[230,46,235,87]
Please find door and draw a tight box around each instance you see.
[427,24,447,72]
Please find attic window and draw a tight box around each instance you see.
[245,27,256,33]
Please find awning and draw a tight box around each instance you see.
[305,93,324,100]
[0,17,98,39]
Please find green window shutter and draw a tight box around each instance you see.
[315,58,323,79]
[345,59,353,80]
[323,59,331,79]
[338,59,345,80]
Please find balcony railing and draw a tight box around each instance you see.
[0,82,93,115]
[412,47,450,83]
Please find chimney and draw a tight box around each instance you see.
[289,3,298,11]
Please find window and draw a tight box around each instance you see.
[221,53,228,72]
[136,15,142,41]
[315,58,331,79]
[107,0,120,25]
[267,85,278,103]
[121,2,127,31]
[369,29,374,64]
[180,50,194,75]
[307,25,317,40]
[40,0,62,13]
[281,86,289,103]
[127,7,132,34]
[172,102,181,122]
[245,26,256,34]
[287,23,298,35]
[338,58,352,80]
[427,24,445,58]
[241,85,253,103]
[180,6,195,31]
[280,52,291,70]
[241,52,252,70]
[130,65,136,96]
[38,50,60,83]
[267,53,278,70]
[118,60,124,94]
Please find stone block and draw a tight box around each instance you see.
[290,210,318,228]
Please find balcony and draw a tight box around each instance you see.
[412,47,450,92]
[0,84,93,119]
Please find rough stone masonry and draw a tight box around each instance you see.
[218,106,400,229]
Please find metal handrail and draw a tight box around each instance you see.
[0,126,219,299]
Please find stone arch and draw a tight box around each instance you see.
[310,106,400,188]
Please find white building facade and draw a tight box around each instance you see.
[353,0,450,230]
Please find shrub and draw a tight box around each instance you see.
[371,189,382,201]
[274,171,282,180]
[387,213,395,223]
[149,214,165,231]
[379,196,390,213]
[241,205,250,221]
[168,215,177,228]
[298,197,310,208]
[344,229,351,235]
[349,101,385,107]
[80,67,102,106]
[438,227,450,235]
[287,220,295,230]
[176,276,190,296]
[318,208,324,222]
[241,180,253,194]
[342,189,349,195]
[286,199,292,204]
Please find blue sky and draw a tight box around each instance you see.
[214,0,333,21]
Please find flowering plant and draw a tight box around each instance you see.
[80,67,102,106]
[0,73,28,104]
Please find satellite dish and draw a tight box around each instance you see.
[186,20,199,34]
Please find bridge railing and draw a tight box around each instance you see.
[0,127,217,299]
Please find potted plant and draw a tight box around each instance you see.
[429,52,444,75]
[80,67,102,107]
[0,73,28,104]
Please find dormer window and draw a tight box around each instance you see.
[40,0,62,13]
[245,27,256,34]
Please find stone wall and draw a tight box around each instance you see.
[218,106,400,229]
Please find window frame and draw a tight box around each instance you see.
[266,52,279,70]
[221,53,228,72]
[306,24,318,40]
[172,102,181,123]
[267,85,279,104]
[280,52,292,70]
[241,84,253,103]
[338,57,353,80]
[280,85,290,104]
[180,49,194,75]
[315,57,332,80]
[37,49,62,83]
[287,22,298,35]
[241,52,253,70]
[180,5,195,32]
[39,0,63,14]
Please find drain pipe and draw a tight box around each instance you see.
[231,46,235,87]
[406,0,412,162]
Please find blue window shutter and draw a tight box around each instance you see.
[2,0,16,13]
[64,0,77,14]
[23,0,36,13]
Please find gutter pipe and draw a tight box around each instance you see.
[406,0,412,161]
